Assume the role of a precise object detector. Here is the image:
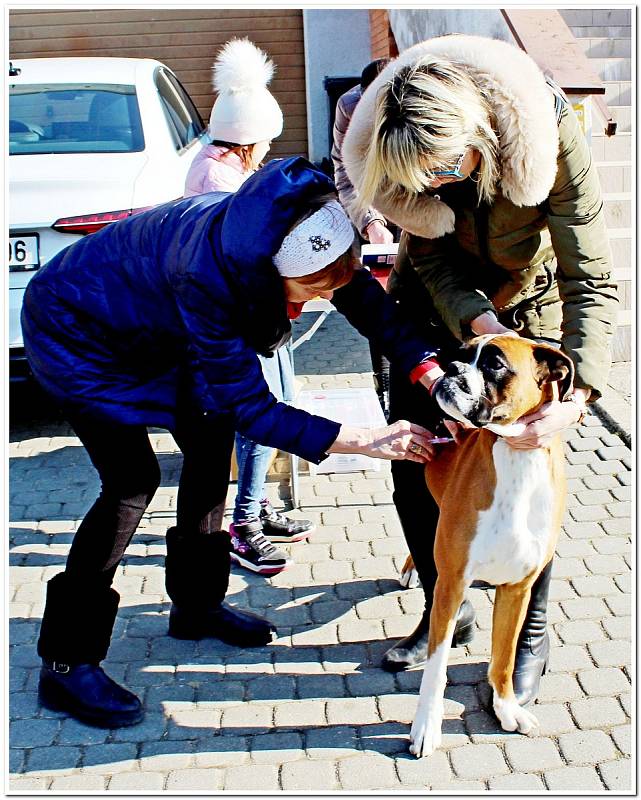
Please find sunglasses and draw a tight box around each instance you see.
[432,151,466,179]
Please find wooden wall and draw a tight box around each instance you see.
[9,8,308,158]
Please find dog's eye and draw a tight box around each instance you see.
[484,353,506,371]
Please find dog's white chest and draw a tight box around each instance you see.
[465,440,554,586]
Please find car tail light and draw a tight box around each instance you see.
[51,206,153,236]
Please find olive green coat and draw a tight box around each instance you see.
[343,35,618,399]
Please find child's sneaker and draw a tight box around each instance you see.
[229,520,292,575]
[259,501,315,543]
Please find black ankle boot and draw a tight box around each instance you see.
[382,598,476,672]
[39,661,143,728]
[37,572,143,727]
[168,603,275,646]
[165,527,276,646]
[513,560,553,706]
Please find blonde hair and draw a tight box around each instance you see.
[359,57,500,209]
[217,142,264,171]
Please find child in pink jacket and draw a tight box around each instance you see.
[184,39,314,574]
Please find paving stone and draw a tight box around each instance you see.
[587,639,632,668]
[377,693,417,725]
[326,696,379,726]
[305,726,359,759]
[191,731,253,768]
[537,673,584,703]
[222,763,279,791]
[395,749,453,787]
[593,536,631,555]
[570,697,627,729]
[571,574,620,596]
[619,692,632,716]
[274,699,326,728]
[557,620,605,644]
[281,758,338,790]
[450,743,509,779]
[219,702,272,734]
[250,731,305,764]
[109,772,166,790]
[57,718,111,745]
[544,765,604,790]
[338,752,399,789]
[297,674,344,699]
[50,774,107,790]
[610,724,632,757]
[82,743,139,769]
[601,517,630,535]
[10,717,59,748]
[560,596,611,620]
[584,553,628,574]
[602,615,631,640]
[489,772,545,790]
[559,729,616,765]
[577,667,630,697]
[582,474,619,490]
[599,758,632,791]
[531,703,577,736]
[504,737,563,772]
[547,644,593,673]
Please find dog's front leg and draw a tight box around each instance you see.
[489,582,539,734]
[409,578,465,757]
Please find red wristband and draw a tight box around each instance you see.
[409,359,440,385]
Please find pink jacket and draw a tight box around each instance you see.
[184,144,252,196]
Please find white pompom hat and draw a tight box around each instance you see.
[274,201,355,278]
[209,38,284,145]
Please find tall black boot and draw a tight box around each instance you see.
[37,572,143,728]
[381,599,476,672]
[513,559,553,706]
[165,527,276,646]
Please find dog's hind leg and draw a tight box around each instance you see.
[489,582,539,734]
[409,577,466,757]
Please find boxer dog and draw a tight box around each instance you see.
[407,334,573,758]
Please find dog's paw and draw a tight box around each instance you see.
[493,696,539,735]
[399,567,420,589]
[409,706,443,757]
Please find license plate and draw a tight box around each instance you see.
[9,234,39,271]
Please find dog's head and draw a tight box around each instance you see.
[434,335,575,429]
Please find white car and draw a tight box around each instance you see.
[9,57,208,379]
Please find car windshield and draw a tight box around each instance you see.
[9,83,145,155]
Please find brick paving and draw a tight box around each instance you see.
[9,310,632,791]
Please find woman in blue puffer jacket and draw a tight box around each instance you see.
[22,157,444,729]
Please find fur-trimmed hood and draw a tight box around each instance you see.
[343,35,559,239]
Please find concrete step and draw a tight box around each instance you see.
[590,57,632,81]
[603,80,632,107]
[603,193,631,228]
[579,37,631,58]
[591,131,631,161]
[596,162,632,193]
[559,8,632,27]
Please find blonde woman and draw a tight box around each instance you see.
[343,34,617,705]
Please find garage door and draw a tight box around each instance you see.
[9,8,307,159]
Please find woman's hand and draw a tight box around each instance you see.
[506,393,586,450]
[470,311,518,337]
[365,219,394,245]
[329,421,436,463]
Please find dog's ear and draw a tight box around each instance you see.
[533,345,575,400]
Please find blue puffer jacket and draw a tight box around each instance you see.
[22,158,436,464]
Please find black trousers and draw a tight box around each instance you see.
[388,360,445,614]
[64,408,235,586]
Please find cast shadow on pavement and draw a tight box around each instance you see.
[10,585,506,775]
